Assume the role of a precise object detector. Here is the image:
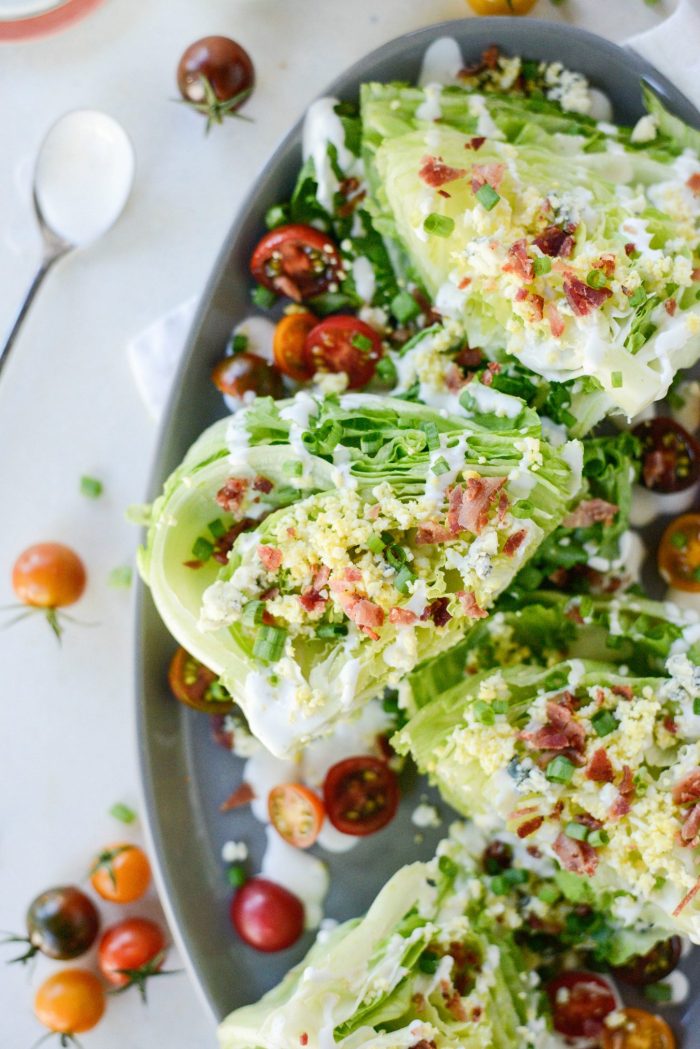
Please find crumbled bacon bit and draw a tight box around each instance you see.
[211,714,234,749]
[212,520,255,565]
[411,1040,436,1049]
[665,298,678,316]
[344,567,362,582]
[503,239,534,281]
[216,477,249,512]
[497,490,508,523]
[517,815,544,839]
[592,254,616,278]
[562,498,618,529]
[465,136,486,151]
[693,267,700,282]
[253,476,273,493]
[344,596,385,632]
[183,559,203,570]
[534,226,575,258]
[502,529,527,557]
[448,476,507,536]
[445,362,469,392]
[470,162,505,194]
[514,288,544,321]
[458,45,500,78]
[673,878,700,916]
[454,345,482,367]
[257,545,283,572]
[522,700,586,754]
[619,765,635,796]
[441,981,468,1022]
[219,782,255,812]
[299,1035,309,1047]
[458,276,472,290]
[437,189,451,198]
[624,242,636,257]
[456,591,488,619]
[687,173,700,195]
[418,155,467,188]
[563,275,613,317]
[553,832,599,876]
[416,521,453,545]
[673,768,700,806]
[259,587,279,601]
[299,588,327,614]
[565,603,585,625]
[664,716,678,735]
[680,804,700,846]
[611,684,634,701]
[545,302,565,338]
[421,597,452,627]
[389,606,418,625]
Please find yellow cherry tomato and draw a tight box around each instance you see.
[90,843,151,903]
[658,513,700,592]
[601,1008,675,1049]
[34,969,105,1035]
[466,0,537,14]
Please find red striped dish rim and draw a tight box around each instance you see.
[0,0,102,41]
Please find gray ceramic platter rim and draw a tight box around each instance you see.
[135,15,700,1035]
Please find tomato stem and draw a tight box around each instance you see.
[178,75,253,133]
[89,845,132,889]
[107,951,181,1004]
[1,932,38,964]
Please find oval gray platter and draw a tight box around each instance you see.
[136,15,700,1036]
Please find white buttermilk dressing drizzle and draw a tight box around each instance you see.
[418,37,463,87]
[629,484,698,528]
[351,255,376,303]
[260,826,329,929]
[302,97,359,213]
[232,315,276,363]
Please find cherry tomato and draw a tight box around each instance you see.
[13,886,99,963]
[268,783,325,848]
[273,312,318,382]
[250,225,342,303]
[12,543,86,608]
[601,1008,676,1049]
[230,877,304,952]
[323,756,399,836]
[304,316,383,389]
[90,843,151,904]
[34,969,105,1035]
[98,918,166,998]
[546,971,617,1039]
[211,351,285,403]
[633,418,700,493]
[466,0,536,12]
[613,936,681,986]
[177,36,254,129]
[481,840,513,874]
[658,514,700,592]
[168,647,234,713]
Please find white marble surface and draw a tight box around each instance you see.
[0,0,680,1045]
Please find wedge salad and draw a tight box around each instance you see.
[139,35,700,1049]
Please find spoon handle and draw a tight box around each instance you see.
[0,253,62,380]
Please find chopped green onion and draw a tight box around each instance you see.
[253,625,287,663]
[394,565,415,594]
[316,623,348,639]
[252,284,276,309]
[588,829,610,848]
[546,755,575,784]
[375,357,398,385]
[532,256,552,276]
[109,803,136,824]
[385,545,408,569]
[611,371,623,389]
[502,867,528,886]
[367,533,387,555]
[643,982,672,1003]
[208,518,227,539]
[424,422,440,451]
[431,456,450,476]
[80,475,103,499]
[492,699,509,715]
[537,883,560,905]
[490,875,510,895]
[629,287,646,307]
[231,333,248,354]
[242,600,266,628]
[475,184,500,211]
[578,595,594,619]
[694,697,700,716]
[587,269,607,289]
[671,531,688,550]
[591,709,618,737]
[418,950,440,974]
[192,537,214,562]
[283,460,303,477]
[265,203,288,229]
[565,821,589,841]
[390,289,421,324]
[423,213,455,237]
[350,332,374,353]
[227,865,247,888]
[108,566,133,589]
[438,855,458,879]
[474,700,495,726]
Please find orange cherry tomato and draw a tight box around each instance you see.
[658,513,700,592]
[34,969,105,1035]
[601,1008,675,1049]
[466,0,536,12]
[273,312,317,382]
[268,783,325,848]
[168,646,235,713]
[12,543,86,608]
[90,843,151,904]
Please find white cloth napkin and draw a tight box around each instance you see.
[127,3,700,420]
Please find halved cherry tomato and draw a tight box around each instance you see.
[268,783,325,848]
[601,1008,675,1049]
[633,418,700,493]
[304,316,383,389]
[90,843,151,904]
[658,513,700,592]
[98,918,167,998]
[466,0,536,12]
[546,971,617,1039]
[273,311,317,381]
[230,877,304,952]
[613,936,681,986]
[12,543,86,608]
[211,352,285,402]
[323,756,399,836]
[250,224,342,302]
[34,969,105,1035]
[168,647,234,713]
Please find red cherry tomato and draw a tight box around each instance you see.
[658,513,700,592]
[168,647,234,713]
[230,877,304,952]
[304,316,383,389]
[268,783,325,848]
[613,936,681,986]
[98,918,166,994]
[250,225,342,302]
[12,543,86,608]
[323,756,399,836]
[177,36,254,128]
[633,417,700,493]
[601,1008,676,1049]
[211,352,285,402]
[546,971,617,1039]
[272,312,318,381]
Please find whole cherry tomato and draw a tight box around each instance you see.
[34,969,105,1036]
[230,878,304,952]
[98,918,167,1000]
[177,36,254,129]
[211,352,285,403]
[90,844,151,904]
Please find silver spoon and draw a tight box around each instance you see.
[0,109,135,378]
